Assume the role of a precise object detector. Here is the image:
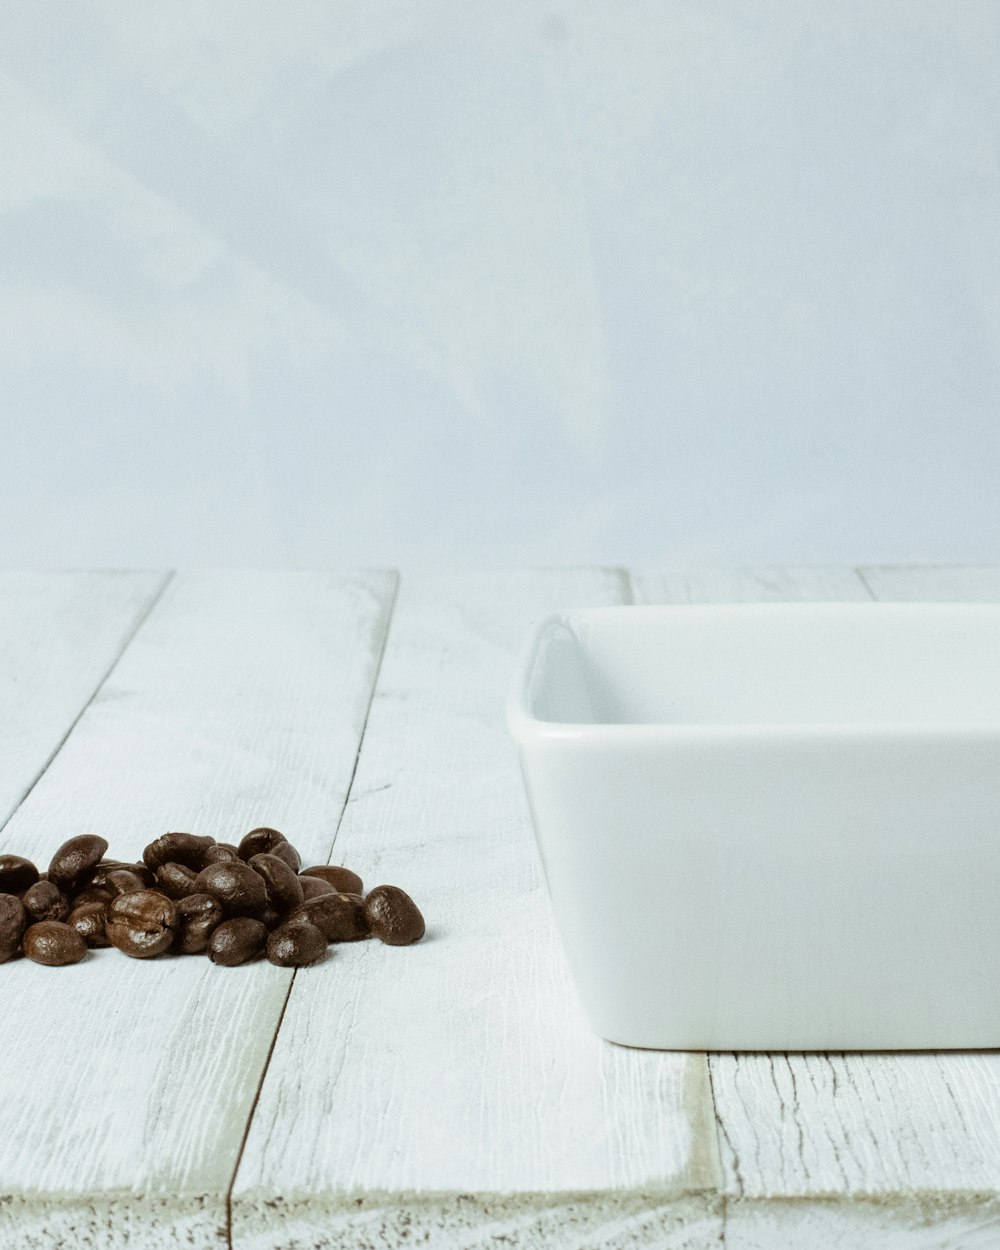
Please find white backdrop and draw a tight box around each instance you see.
[1,1,998,567]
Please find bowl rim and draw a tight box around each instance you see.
[506,601,1000,743]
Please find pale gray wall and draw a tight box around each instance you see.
[1,1,998,567]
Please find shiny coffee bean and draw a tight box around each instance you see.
[154,862,200,900]
[270,841,301,873]
[301,865,363,895]
[266,918,327,967]
[90,859,128,880]
[175,893,224,954]
[364,886,425,946]
[68,902,110,948]
[298,875,335,901]
[249,853,303,913]
[0,855,39,896]
[106,890,178,959]
[202,844,239,866]
[293,892,368,943]
[237,827,287,862]
[260,905,282,930]
[0,894,27,963]
[22,880,69,924]
[208,917,267,966]
[142,833,216,873]
[47,834,108,895]
[193,861,267,918]
[72,884,115,909]
[92,861,154,890]
[105,868,148,897]
[23,920,87,966]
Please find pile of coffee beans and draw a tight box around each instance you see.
[0,829,425,968]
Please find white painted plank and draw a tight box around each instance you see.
[0,570,396,1250]
[232,569,723,1250]
[711,1047,1000,1197]
[860,564,1000,600]
[638,564,1000,1249]
[0,570,167,822]
[632,565,870,604]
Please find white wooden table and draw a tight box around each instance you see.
[2,567,999,1250]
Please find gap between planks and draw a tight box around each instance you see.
[0,571,175,841]
[224,573,401,1248]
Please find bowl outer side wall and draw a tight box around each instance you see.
[515,731,1000,1049]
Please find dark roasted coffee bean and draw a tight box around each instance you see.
[123,862,155,887]
[364,886,425,946]
[193,861,267,918]
[0,894,27,962]
[105,868,148,897]
[261,905,282,930]
[270,841,301,873]
[266,918,327,967]
[23,920,87,966]
[301,864,363,895]
[91,859,128,880]
[22,880,69,924]
[249,853,304,913]
[72,885,115,909]
[237,827,286,862]
[143,833,216,873]
[92,861,155,890]
[0,855,39,896]
[68,902,110,948]
[106,890,178,958]
[202,844,239,865]
[47,834,108,895]
[299,875,335,901]
[154,862,200,900]
[175,893,224,954]
[292,892,369,943]
[208,917,267,966]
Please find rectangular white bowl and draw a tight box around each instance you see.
[507,603,1000,1051]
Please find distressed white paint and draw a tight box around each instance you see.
[0,570,166,823]
[0,570,396,1249]
[232,569,722,1250]
[637,564,1000,1248]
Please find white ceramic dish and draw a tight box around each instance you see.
[507,603,1000,1051]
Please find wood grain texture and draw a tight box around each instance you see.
[0,570,396,1250]
[0,570,167,824]
[637,565,1000,1248]
[232,569,723,1250]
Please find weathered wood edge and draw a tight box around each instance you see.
[723,1192,1000,1249]
[229,1189,723,1250]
